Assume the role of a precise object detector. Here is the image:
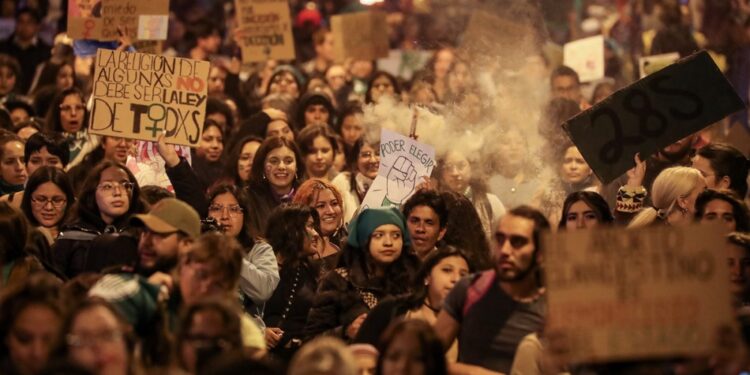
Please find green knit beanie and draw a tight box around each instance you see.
[347,206,411,248]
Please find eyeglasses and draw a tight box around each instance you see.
[97,181,135,193]
[208,204,244,217]
[66,331,123,348]
[60,104,85,113]
[31,196,67,208]
[494,232,530,249]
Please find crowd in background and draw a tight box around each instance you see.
[1,0,750,374]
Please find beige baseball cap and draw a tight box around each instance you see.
[131,198,201,239]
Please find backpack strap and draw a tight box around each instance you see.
[462,270,496,317]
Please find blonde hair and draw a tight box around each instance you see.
[288,337,358,375]
[628,166,704,228]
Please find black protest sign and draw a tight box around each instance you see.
[89,49,210,147]
[562,51,746,184]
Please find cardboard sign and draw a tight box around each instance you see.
[562,51,746,184]
[331,11,389,62]
[543,224,734,363]
[234,0,295,62]
[89,49,210,147]
[360,129,435,211]
[639,52,680,78]
[563,35,605,83]
[132,40,164,55]
[68,0,169,41]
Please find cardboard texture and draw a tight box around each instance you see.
[563,35,605,82]
[68,0,169,41]
[331,11,389,62]
[562,50,746,184]
[543,223,735,363]
[235,0,295,62]
[638,52,680,78]
[89,49,210,147]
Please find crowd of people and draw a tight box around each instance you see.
[0,0,750,374]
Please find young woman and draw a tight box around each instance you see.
[365,71,401,104]
[266,65,302,100]
[293,179,346,272]
[295,92,335,130]
[45,88,96,169]
[0,132,27,196]
[206,184,279,326]
[21,166,75,245]
[695,189,750,233]
[51,161,144,278]
[222,135,263,188]
[0,54,21,102]
[336,102,364,148]
[297,125,339,181]
[355,246,472,363]
[53,299,136,375]
[331,136,381,224]
[532,143,599,227]
[628,166,706,228]
[375,319,448,375]
[67,136,134,191]
[245,136,303,234]
[0,274,63,375]
[192,119,225,192]
[304,207,419,342]
[436,150,506,241]
[558,191,614,231]
[263,204,323,361]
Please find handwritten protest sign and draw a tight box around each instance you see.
[68,0,169,41]
[543,224,734,363]
[563,35,605,82]
[234,0,295,62]
[638,52,680,78]
[562,51,746,184]
[331,11,389,62]
[89,49,210,147]
[360,129,435,211]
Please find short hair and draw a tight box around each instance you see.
[558,191,614,229]
[183,233,244,292]
[696,143,749,198]
[402,190,448,229]
[15,7,42,23]
[139,185,175,206]
[296,124,339,160]
[505,205,551,251]
[21,166,75,227]
[550,65,580,85]
[24,131,70,167]
[312,26,331,46]
[375,319,447,375]
[728,232,750,251]
[695,189,750,232]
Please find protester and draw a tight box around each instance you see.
[44,88,95,168]
[263,204,322,361]
[692,143,749,199]
[222,135,263,188]
[628,166,706,228]
[331,135,381,224]
[20,166,74,245]
[376,319,447,375]
[51,161,144,278]
[365,71,401,104]
[434,206,549,374]
[0,201,45,288]
[292,179,346,271]
[305,207,419,341]
[0,132,28,196]
[296,125,339,181]
[193,119,226,192]
[695,189,750,233]
[558,191,614,230]
[402,190,448,259]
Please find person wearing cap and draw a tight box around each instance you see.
[131,198,201,279]
[304,207,419,342]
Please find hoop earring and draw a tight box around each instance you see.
[262,174,267,181]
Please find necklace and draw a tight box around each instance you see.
[422,301,440,315]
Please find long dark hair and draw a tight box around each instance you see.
[439,191,492,270]
[265,204,321,269]
[375,319,447,375]
[70,160,144,229]
[221,135,263,187]
[207,183,258,249]
[405,245,475,310]
[558,191,614,229]
[21,166,75,227]
[695,189,750,232]
[365,71,401,104]
[0,201,30,264]
[247,136,303,193]
[44,87,89,134]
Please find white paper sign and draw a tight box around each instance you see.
[563,35,605,83]
[638,52,680,78]
[126,140,191,192]
[137,15,169,40]
[360,129,435,211]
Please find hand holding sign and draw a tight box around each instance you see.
[563,51,745,184]
[386,156,417,205]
